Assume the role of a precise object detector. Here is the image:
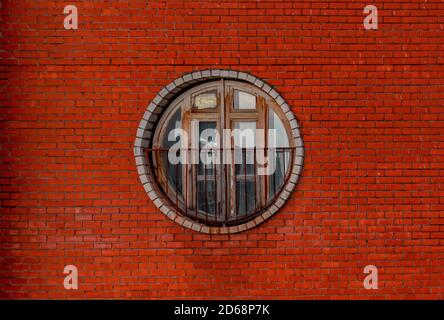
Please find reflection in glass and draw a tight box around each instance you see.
[160,107,182,197]
[268,109,290,199]
[234,122,256,216]
[236,178,256,217]
[234,122,256,175]
[234,90,256,109]
[194,91,217,110]
[197,122,218,217]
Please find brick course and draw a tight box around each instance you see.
[0,0,443,299]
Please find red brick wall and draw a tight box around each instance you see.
[1,0,443,299]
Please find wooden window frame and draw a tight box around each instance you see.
[152,79,295,226]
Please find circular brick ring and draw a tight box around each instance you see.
[134,70,304,234]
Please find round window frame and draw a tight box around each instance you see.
[134,70,304,234]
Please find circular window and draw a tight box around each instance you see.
[135,70,303,234]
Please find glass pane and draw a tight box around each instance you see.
[198,122,218,175]
[197,122,218,216]
[236,179,256,217]
[160,107,182,196]
[234,122,256,175]
[268,152,286,199]
[268,109,289,148]
[193,90,217,110]
[233,122,256,148]
[233,121,256,217]
[268,109,289,199]
[234,90,256,109]
[197,180,216,216]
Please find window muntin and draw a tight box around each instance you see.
[151,80,294,226]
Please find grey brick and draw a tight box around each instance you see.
[285,111,296,122]
[182,74,192,82]
[174,77,184,87]
[291,127,301,138]
[200,226,210,234]
[228,70,238,78]
[133,146,142,156]
[276,96,285,106]
[136,128,144,138]
[295,137,303,148]
[143,182,152,193]
[246,221,256,229]
[153,95,163,105]
[148,190,159,201]
[134,156,144,166]
[284,181,296,193]
[201,70,211,78]
[139,174,148,184]
[288,173,299,184]
[153,198,163,208]
[134,138,143,148]
[246,74,257,83]
[142,110,152,121]
[263,210,272,219]
[137,164,147,175]
[237,72,248,80]
[159,87,169,98]
[238,223,247,232]
[262,84,272,93]
[228,226,239,234]
[220,70,230,78]
[183,219,192,229]
[253,215,264,225]
[191,71,202,80]
[166,82,177,92]
[279,189,290,201]
[294,164,303,176]
[296,147,304,157]
[269,89,279,99]
[254,79,264,88]
[138,119,148,129]
[211,69,221,77]
[175,216,185,225]
[280,102,290,113]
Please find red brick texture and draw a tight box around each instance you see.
[0,0,443,299]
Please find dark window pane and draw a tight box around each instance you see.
[236,179,256,217]
[197,180,216,217]
[268,151,286,199]
[160,108,182,197]
[267,109,290,200]
[235,149,255,176]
